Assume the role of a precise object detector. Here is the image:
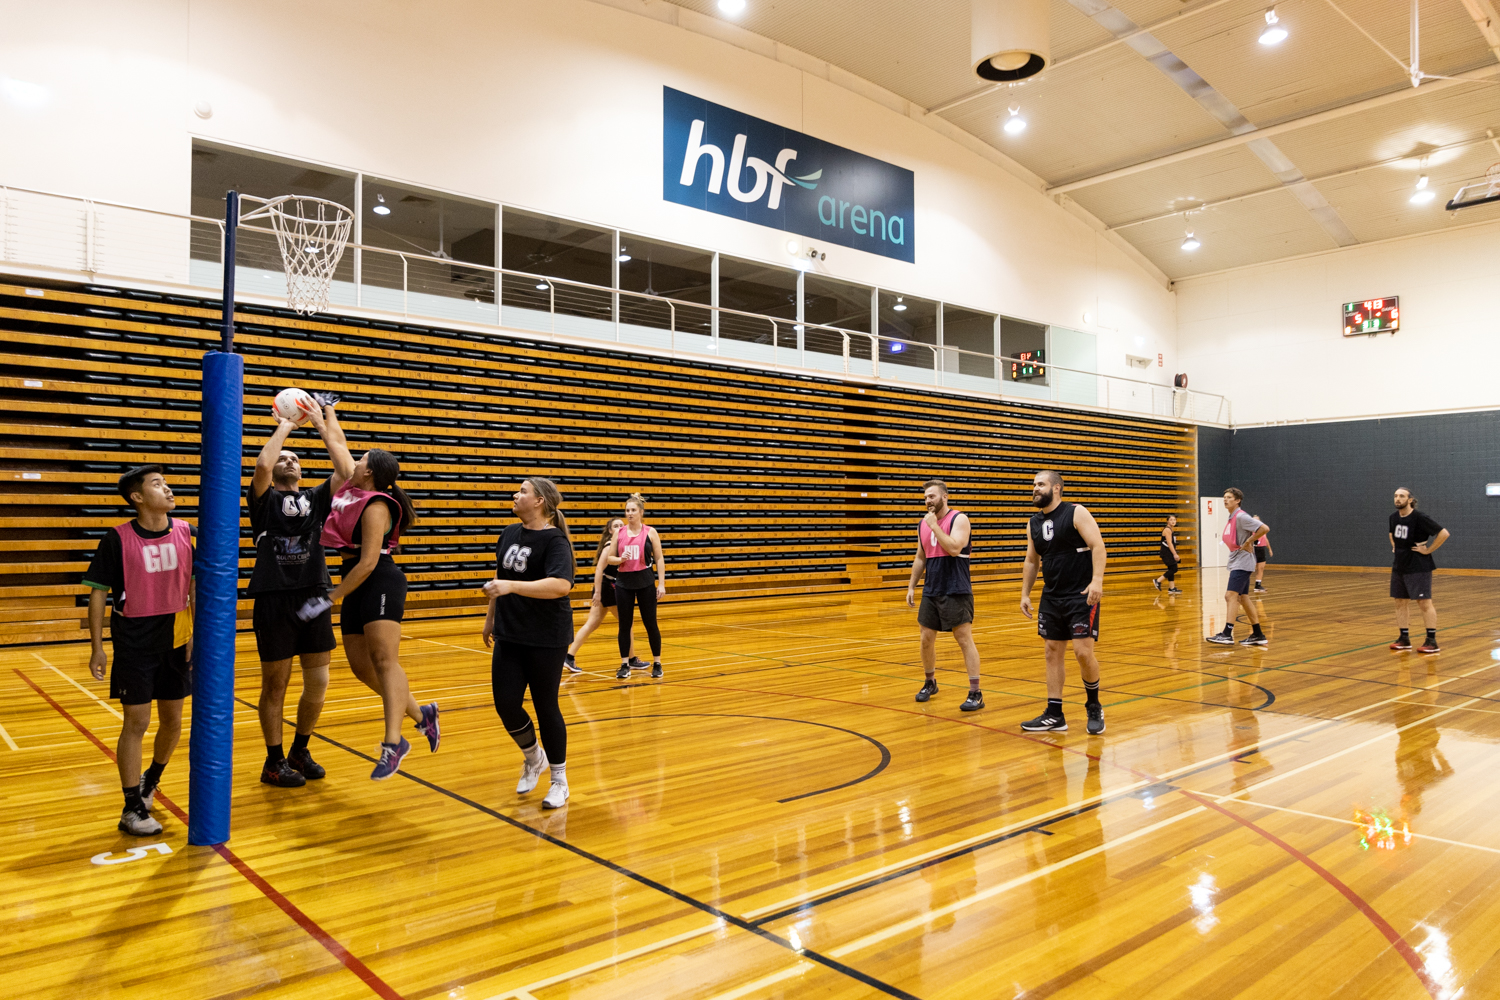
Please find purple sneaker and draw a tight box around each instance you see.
[370,737,411,780]
[416,703,440,752]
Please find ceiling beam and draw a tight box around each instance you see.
[1046,63,1500,195]
[1458,0,1500,62]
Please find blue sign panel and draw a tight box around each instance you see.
[663,87,915,263]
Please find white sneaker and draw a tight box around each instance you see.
[118,807,162,836]
[516,748,549,794]
[138,778,156,812]
[542,779,569,809]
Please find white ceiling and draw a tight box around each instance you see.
[660,0,1500,279]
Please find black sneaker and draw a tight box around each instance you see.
[261,758,307,787]
[1206,633,1235,645]
[1253,583,1268,593]
[628,656,650,670]
[1389,636,1412,650]
[1020,713,1068,732]
[288,748,326,780]
[1418,639,1441,654]
[1152,577,1161,591]
[915,678,938,703]
[960,690,985,712]
[651,661,663,678]
[1168,587,1183,595]
[1240,634,1268,646]
[1086,704,1105,735]
[616,663,631,679]
[564,653,581,674]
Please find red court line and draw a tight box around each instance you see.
[13,668,406,1000]
[676,679,1440,996]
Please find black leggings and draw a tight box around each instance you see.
[492,641,567,765]
[617,585,662,659]
[1159,547,1179,582]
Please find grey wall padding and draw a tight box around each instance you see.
[1196,411,1499,570]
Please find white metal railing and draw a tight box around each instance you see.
[0,183,1231,425]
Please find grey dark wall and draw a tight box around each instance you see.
[1196,411,1499,570]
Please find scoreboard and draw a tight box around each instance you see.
[1343,297,1398,336]
[1010,350,1045,381]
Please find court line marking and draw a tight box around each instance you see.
[701,960,816,1000]
[488,921,723,998]
[0,718,17,751]
[1212,795,1500,856]
[12,668,407,1000]
[30,652,123,719]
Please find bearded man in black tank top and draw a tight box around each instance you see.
[1019,470,1108,734]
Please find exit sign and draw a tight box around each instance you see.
[1343,297,1398,336]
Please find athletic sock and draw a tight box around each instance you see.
[1221,625,1234,637]
[1251,624,1265,637]
[1046,698,1064,718]
[142,760,166,788]
[550,761,567,784]
[1083,681,1100,707]
[123,785,144,813]
[1398,628,1410,640]
[291,733,311,754]
[265,744,285,767]
[1426,629,1437,642]
[521,740,543,764]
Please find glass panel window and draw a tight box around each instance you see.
[803,274,872,361]
[500,208,613,322]
[361,178,495,307]
[943,305,996,378]
[1000,316,1048,384]
[878,290,938,369]
[718,255,797,345]
[618,235,712,335]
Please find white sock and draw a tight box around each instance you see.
[522,741,543,764]
[550,762,567,785]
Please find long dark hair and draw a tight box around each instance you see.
[526,476,577,576]
[595,517,624,561]
[366,448,418,544]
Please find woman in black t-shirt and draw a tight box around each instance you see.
[482,477,577,809]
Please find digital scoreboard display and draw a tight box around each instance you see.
[1010,350,1045,381]
[1343,297,1399,336]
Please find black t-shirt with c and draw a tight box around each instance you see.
[247,479,334,594]
[492,523,576,647]
[1029,501,1093,602]
[83,519,197,653]
[1390,509,1443,573]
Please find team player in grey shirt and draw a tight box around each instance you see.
[1207,488,1269,646]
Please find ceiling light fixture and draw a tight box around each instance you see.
[1410,175,1436,203]
[893,296,908,312]
[786,238,801,255]
[1259,8,1287,45]
[617,247,631,262]
[1004,105,1027,135]
[373,193,390,216]
[718,0,746,15]
[535,280,550,290]
[1181,230,1201,251]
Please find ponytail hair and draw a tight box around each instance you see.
[366,448,418,549]
[626,492,646,513]
[596,517,624,561]
[526,476,577,576]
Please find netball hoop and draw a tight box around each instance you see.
[238,194,354,316]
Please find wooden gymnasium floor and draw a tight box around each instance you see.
[5,566,1500,1000]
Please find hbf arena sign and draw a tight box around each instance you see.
[663,86,916,263]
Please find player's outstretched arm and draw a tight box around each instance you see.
[252,418,300,499]
[1073,505,1107,606]
[310,400,355,491]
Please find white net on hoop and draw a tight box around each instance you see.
[241,196,353,315]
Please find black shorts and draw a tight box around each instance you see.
[1253,546,1269,564]
[253,588,337,662]
[1227,569,1253,594]
[601,576,617,609]
[339,556,408,636]
[1038,596,1100,642]
[918,592,974,632]
[110,641,190,705]
[1391,571,1433,601]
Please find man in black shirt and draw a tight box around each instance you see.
[1389,488,1450,654]
[83,465,195,836]
[248,395,353,786]
[1019,470,1108,734]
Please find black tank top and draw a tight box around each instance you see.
[1029,501,1092,597]
[246,480,334,595]
[1160,527,1174,550]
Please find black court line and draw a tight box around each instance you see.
[234,696,922,1000]
[568,713,890,803]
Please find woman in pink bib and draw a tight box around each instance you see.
[319,449,438,779]
[607,493,667,679]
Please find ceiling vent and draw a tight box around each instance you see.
[972,0,1050,81]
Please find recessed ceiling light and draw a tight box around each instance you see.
[893,296,908,312]
[535,280,549,290]
[1003,105,1027,135]
[1259,8,1287,45]
[1181,231,1201,251]
[718,0,746,14]
[373,193,390,216]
